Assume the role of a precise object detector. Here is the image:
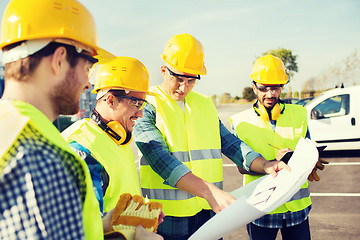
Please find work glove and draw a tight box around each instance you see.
[105,193,163,240]
[308,158,329,181]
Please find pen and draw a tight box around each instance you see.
[267,143,281,150]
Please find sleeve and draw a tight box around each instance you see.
[220,119,262,172]
[0,141,85,239]
[133,103,191,188]
[69,141,108,217]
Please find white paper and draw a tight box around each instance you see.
[188,138,318,240]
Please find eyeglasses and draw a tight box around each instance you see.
[113,95,148,111]
[166,66,200,86]
[53,38,99,65]
[254,83,283,93]
[73,47,99,65]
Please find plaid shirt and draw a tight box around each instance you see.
[0,124,86,239]
[133,103,262,237]
[253,205,312,228]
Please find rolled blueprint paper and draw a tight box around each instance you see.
[188,138,318,240]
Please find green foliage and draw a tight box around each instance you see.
[260,48,298,82]
[243,87,256,102]
[220,93,231,104]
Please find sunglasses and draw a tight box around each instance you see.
[166,66,200,86]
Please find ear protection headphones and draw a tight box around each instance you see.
[90,110,132,145]
[253,100,285,121]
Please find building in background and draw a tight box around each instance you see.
[0,63,4,98]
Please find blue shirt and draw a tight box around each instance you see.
[133,102,262,236]
[69,142,109,217]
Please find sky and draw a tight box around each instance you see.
[1,0,359,97]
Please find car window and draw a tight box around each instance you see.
[311,94,350,119]
[296,98,313,106]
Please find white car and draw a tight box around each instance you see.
[304,85,360,151]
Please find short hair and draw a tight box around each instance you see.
[4,42,80,82]
[96,89,129,106]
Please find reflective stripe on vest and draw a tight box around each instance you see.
[230,104,311,214]
[140,149,222,165]
[0,101,103,240]
[140,86,222,217]
[62,119,141,212]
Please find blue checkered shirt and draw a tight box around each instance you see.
[133,103,262,237]
[0,124,86,239]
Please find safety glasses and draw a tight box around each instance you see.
[254,83,283,93]
[73,48,98,65]
[166,66,200,86]
[113,95,148,111]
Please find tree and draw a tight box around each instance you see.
[243,87,256,102]
[260,48,298,82]
[302,49,360,91]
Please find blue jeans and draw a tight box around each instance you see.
[247,218,311,240]
[158,209,222,240]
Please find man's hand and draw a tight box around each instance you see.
[275,148,292,160]
[134,225,164,240]
[308,158,329,181]
[204,184,236,214]
[104,226,163,240]
[176,172,236,214]
[264,160,291,178]
[104,193,163,240]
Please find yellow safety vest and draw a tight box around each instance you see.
[140,86,223,217]
[62,119,141,212]
[230,104,311,214]
[0,100,103,240]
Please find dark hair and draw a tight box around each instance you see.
[108,89,127,97]
[4,41,80,82]
[96,89,129,106]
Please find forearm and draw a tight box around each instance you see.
[134,104,190,187]
[249,156,269,174]
[221,120,262,171]
[175,172,214,199]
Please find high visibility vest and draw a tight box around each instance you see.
[140,86,223,217]
[62,119,141,212]
[230,104,311,214]
[0,100,103,240]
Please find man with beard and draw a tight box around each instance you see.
[61,56,164,240]
[230,54,312,240]
[0,0,116,239]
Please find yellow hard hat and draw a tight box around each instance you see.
[0,0,114,63]
[93,56,153,95]
[161,33,207,75]
[251,54,288,84]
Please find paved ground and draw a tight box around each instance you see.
[218,103,360,240]
[132,103,360,239]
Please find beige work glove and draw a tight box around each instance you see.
[105,193,163,240]
[308,158,329,181]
